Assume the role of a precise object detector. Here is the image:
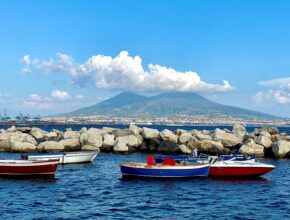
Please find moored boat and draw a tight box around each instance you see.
[0,159,59,176]
[120,156,210,178]
[22,150,99,164]
[209,159,275,177]
[153,154,275,177]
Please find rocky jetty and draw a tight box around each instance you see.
[0,124,289,158]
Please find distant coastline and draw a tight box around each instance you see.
[0,120,290,127]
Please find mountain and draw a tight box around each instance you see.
[61,92,281,119]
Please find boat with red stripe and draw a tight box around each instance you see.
[0,159,59,176]
[208,159,275,177]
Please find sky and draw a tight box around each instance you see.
[0,0,290,117]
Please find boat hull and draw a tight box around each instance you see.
[25,151,99,164]
[121,163,209,178]
[209,165,275,177]
[0,160,58,176]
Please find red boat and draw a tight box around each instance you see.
[209,160,275,177]
[0,159,59,176]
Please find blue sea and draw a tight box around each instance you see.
[0,125,289,219]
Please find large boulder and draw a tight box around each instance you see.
[176,129,188,135]
[279,135,290,141]
[143,137,161,151]
[199,140,225,154]
[202,130,212,135]
[102,127,117,133]
[8,132,37,146]
[136,134,143,146]
[271,134,280,142]
[179,144,192,154]
[193,131,212,141]
[102,134,115,149]
[212,128,242,147]
[239,139,264,157]
[52,129,64,141]
[254,134,272,148]
[0,139,10,151]
[0,132,14,151]
[79,127,88,133]
[142,127,160,139]
[11,141,36,153]
[59,138,81,151]
[232,124,246,138]
[187,136,201,149]
[44,131,58,141]
[63,130,80,139]
[113,143,128,152]
[179,132,192,144]
[157,141,179,153]
[112,129,134,138]
[113,135,139,152]
[129,124,141,135]
[7,126,17,132]
[254,126,279,136]
[272,140,290,158]
[259,131,271,138]
[87,128,108,136]
[243,133,255,142]
[16,127,32,133]
[160,129,178,143]
[82,145,100,151]
[80,132,103,149]
[37,141,64,152]
[30,127,46,143]
[260,126,279,135]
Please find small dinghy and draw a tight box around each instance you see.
[120,155,210,178]
[0,159,59,176]
[22,150,99,164]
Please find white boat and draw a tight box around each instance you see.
[22,150,99,164]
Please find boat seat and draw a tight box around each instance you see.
[162,158,176,166]
[147,155,156,165]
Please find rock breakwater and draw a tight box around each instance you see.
[0,124,289,158]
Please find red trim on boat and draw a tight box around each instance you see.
[0,160,59,175]
[209,166,275,177]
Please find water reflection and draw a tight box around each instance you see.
[0,174,56,183]
[209,176,269,183]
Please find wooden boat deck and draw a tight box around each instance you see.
[123,162,199,168]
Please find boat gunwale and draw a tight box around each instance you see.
[120,162,210,170]
[0,159,59,166]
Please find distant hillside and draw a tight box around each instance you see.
[61,92,282,120]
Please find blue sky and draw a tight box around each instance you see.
[0,0,290,116]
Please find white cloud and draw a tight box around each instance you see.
[23,94,54,110]
[258,77,290,88]
[21,55,31,73]
[23,90,71,110]
[51,89,70,101]
[75,94,85,100]
[254,77,290,104]
[29,94,42,101]
[22,51,234,93]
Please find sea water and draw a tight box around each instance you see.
[0,125,289,219]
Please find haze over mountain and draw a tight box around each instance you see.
[60,92,281,120]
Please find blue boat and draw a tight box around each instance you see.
[120,156,210,178]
